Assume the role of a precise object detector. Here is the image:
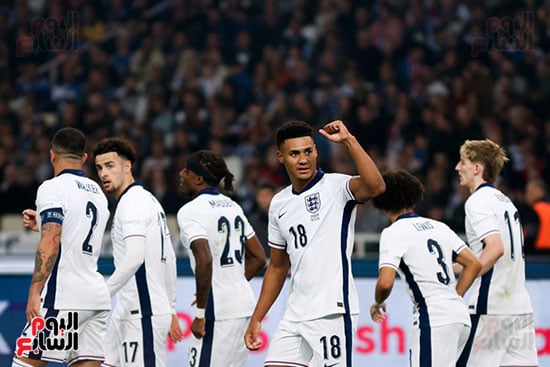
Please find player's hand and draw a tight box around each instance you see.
[191,317,206,339]
[26,292,41,323]
[22,209,39,232]
[169,314,183,342]
[318,120,352,143]
[244,320,262,350]
[370,302,386,323]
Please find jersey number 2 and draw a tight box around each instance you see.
[82,201,97,255]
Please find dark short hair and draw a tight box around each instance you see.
[51,127,86,158]
[372,170,425,213]
[92,137,136,163]
[275,120,314,147]
[187,150,235,192]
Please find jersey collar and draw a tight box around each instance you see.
[196,188,220,197]
[292,168,324,195]
[475,182,495,191]
[58,169,85,177]
[118,181,142,202]
[396,212,419,221]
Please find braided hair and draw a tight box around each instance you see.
[187,150,235,192]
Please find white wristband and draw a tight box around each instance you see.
[195,308,206,319]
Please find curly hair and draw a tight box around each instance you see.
[372,169,425,213]
[92,137,137,163]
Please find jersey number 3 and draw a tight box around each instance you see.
[427,239,451,285]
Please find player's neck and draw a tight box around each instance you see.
[53,160,84,176]
[470,177,487,193]
[387,208,414,223]
[114,176,136,199]
[290,171,318,192]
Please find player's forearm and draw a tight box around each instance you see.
[30,223,61,295]
[250,263,287,322]
[165,250,178,312]
[456,267,479,297]
[29,248,58,298]
[107,236,145,297]
[194,259,212,309]
[479,234,504,276]
[244,236,267,280]
[344,135,385,201]
[374,283,392,304]
[245,258,266,280]
[455,249,482,296]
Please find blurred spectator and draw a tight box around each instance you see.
[0,164,36,214]
[145,166,186,215]
[525,178,550,252]
[248,181,278,256]
[0,0,546,264]
[141,137,172,183]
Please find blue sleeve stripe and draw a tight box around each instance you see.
[40,207,64,225]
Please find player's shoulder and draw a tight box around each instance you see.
[37,175,58,191]
[380,224,403,245]
[176,194,207,219]
[271,185,292,205]
[118,185,151,210]
[323,172,350,182]
[123,184,157,204]
[465,186,497,211]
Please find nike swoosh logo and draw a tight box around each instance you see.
[324,363,338,367]
[278,212,287,219]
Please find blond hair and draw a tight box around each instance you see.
[459,139,509,182]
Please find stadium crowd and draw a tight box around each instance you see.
[0,0,548,252]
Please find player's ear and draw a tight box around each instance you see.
[124,159,131,174]
[50,149,55,163]
[277,149,283,164]
[81,152,88,164]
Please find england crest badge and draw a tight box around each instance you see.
[304,192,321,213]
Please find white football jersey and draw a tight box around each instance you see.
[177,188,256,320]
[378,213,471,328]
[36,169,111,310]
[464,183,533,315]
[268,170,359,322]
[110,183,177,319]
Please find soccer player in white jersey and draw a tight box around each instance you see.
[177,150,266,367]
[13,127,111,367]
[370,169,482,367]
[92,138,183,367]
[244,120,386,367]
[455,139,539,367]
